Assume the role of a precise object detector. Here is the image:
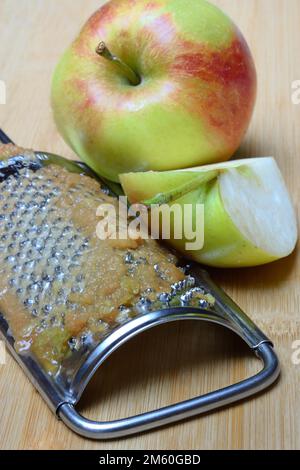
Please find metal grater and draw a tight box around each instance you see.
[0,128,279,439]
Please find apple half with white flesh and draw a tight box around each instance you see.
[120,158,298,268]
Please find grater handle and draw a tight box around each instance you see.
[58,306,280,440]
[58,342,279,440]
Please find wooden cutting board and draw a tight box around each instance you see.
[0,0,299,450]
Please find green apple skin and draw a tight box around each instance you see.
[165,185,279,268]
[52,0,257,182]
[120,170,278,268]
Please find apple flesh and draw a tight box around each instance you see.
[120,158,298,268]
[51,0,257,182]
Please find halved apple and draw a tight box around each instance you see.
[120,158,298,268]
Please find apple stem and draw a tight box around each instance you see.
[96,41,141,86]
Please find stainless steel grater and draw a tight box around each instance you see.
[0,128,280,440]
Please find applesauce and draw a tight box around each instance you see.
[0,145,215,374]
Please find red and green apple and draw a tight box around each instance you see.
[52,0,257,182]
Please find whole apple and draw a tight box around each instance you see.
[52,0,257,182]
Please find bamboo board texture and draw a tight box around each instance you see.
[0,0,299,450]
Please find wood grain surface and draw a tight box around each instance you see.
[0,0,299,450]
